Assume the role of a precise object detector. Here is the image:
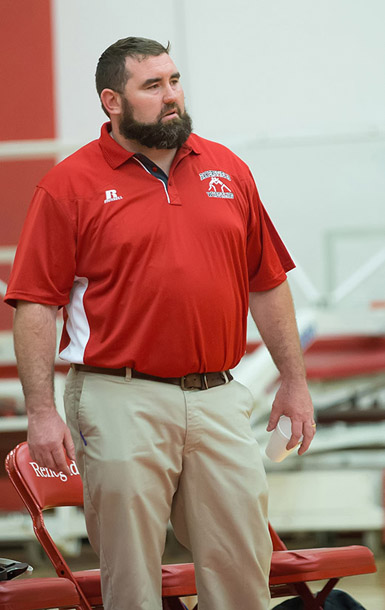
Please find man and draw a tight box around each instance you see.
[5,37,315,610]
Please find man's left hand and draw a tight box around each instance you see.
[266,377,315,455]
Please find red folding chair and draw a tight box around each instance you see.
[0,577,81,610]
[6,443,377,610]
[0,559,82,610]
[268,524,376,609]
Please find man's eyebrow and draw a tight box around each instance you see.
[142,72,181,87]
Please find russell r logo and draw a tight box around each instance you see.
[104,189,123,204]
[199,170,234,199]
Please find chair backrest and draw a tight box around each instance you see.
[6,442,84,512]
[6,442,92,610]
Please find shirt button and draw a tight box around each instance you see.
[152,167,158,172]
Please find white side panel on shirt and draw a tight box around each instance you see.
[60,276,90,363]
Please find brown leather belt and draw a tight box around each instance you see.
[72,364,233,391]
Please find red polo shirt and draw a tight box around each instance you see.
[5,123,294,376]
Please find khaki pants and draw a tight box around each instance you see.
[64,369,272,610]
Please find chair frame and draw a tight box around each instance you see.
[6,442,377,610]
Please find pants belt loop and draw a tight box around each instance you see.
[125,367,132,382]
[222,371,230,384]
[202,373,209,390]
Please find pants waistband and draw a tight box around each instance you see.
[72,364,233,391]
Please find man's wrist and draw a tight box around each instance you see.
[279,371,308,384]
[26,402,56,417]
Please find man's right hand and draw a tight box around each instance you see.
[27,408,76,476]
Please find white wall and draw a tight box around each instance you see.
[53,0,185,142]
[53,0,385,308]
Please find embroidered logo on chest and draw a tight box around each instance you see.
[199,170,234,199]
[104,189,123,204]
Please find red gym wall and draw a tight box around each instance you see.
[0,0,56,331]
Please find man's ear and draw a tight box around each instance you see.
[100,89,122,116]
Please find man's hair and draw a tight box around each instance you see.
[96,37,170,116]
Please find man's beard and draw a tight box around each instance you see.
[119,97,193,149]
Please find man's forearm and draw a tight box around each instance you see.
[14,301,57,412]
[249,280,305,381]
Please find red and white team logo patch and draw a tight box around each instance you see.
[199,170,234,199]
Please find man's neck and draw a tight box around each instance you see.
[110,127,177,176]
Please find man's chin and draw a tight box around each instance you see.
[119,112,192,149]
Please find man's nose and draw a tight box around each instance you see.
[163,84,177,104]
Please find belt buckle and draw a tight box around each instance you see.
[181,373,208,391]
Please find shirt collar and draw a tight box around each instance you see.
[99,122,135,169]
[99,122,201,170]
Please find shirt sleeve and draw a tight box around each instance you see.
[245,172,295,292]
[4,186,77,308]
